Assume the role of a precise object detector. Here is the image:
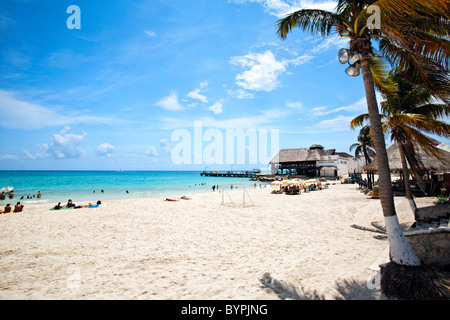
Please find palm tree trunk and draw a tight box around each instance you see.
[360,57,420,266]
[397,141,417,214]
[402,151,429,196]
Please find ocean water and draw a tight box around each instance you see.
[0,171,268,206]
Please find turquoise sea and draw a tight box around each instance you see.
[0,171,267,206]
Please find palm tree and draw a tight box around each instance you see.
[351,68,450,212]
[276,0,448,266]
[350,125,376,165]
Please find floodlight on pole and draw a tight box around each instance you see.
[345,62,361,76]
[338,48,362,77]
[338,48,350,64]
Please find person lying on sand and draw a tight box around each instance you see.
[54,202,63,210]
[180,196,191,200]
[88,200,102,208]
[165,198,178,202]
[66,199,76,208]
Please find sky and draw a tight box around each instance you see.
[1,0,448,171]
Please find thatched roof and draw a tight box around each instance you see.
[364,143,450,173]
[334,152,353,158]
[270,147,335,164]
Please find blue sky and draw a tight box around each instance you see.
[1,0,448,171]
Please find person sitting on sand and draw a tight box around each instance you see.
[2,204,11,214]
[54,202,62,210]
[66,199,75,208]
[14,202,24,213]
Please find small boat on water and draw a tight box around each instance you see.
[0,186,14,193]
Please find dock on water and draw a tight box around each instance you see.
[200,171,257,178]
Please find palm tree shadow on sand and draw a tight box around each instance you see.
[259,273,384,300]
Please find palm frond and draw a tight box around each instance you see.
[390,113,450,138]
[368,54,397,95]
[373,0,450,24]
[350,113,370,129]
[276,9,341,39]
[414,103,450,118]
[379,38,450,104]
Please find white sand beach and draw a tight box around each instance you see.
[0,182,436,300]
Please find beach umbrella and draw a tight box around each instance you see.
[271,181,281,185]
[304,179,318,186]
[305,179,322,187]
[0,186,13,193]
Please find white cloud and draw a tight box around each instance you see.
[0,90,71,129]
[310,36,349,54]
[313,115,355,132]
[145,146,159,157]
[286,101,303,110]
[230,50,311,92]
[208,101,224,114]
[0,154,18,160]
[232,0,337,18]
[96,143,115,157]
[23,150,36,160]
[23,149,48,160]
[144,30,156,37]
[0,90,122,130]
[155,91,184,111]
[160,109,287,130]
[187,90,208,103]
[44,127,87,159]
[231,50,285,91]
[227,89,254,100]
[160,139,171,154]
[187,81,209,103]
[311,96,380,117]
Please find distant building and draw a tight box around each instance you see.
[270,144,365,177]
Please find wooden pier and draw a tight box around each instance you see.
[200,171,257,178]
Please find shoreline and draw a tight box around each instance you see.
[0,170,272,206]
[0,182,273,209]
[0,183,436,299]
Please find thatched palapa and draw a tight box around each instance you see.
[364,142,450,173]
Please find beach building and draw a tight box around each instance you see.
[364,140,450,196]
[270,144,365,177]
